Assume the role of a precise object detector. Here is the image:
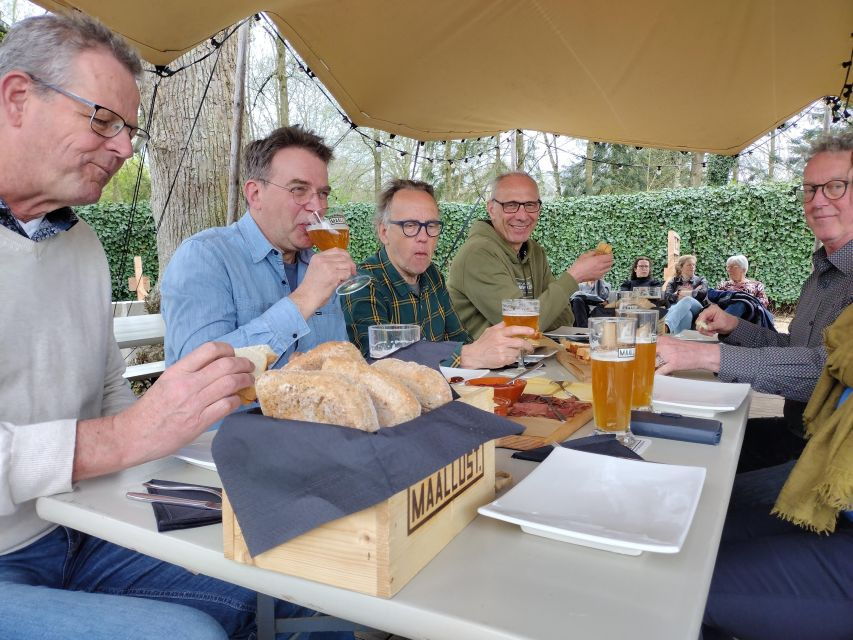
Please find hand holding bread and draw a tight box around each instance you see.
[567,247,613,284]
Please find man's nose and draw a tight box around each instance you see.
[106,127,134,160]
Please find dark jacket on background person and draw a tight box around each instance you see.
[620,276,663,291]
[663,275,709,306]
[447,220,576,339]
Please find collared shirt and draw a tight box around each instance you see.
[719,240,853,405]
[161,212,346,366]
[342,247,470,365]
[0,200,77,242]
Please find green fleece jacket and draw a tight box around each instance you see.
[447,220,577,338]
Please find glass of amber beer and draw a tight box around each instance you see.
[589,316,637,445]
[306,209,371,295]
[617,309,658,410]
[501,298,540,372]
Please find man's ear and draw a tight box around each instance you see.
[376,222,389,246]
[0,72,34,127]
[243,179,262,210]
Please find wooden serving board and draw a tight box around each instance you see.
[555,349,592,382]
[496,405,593,451]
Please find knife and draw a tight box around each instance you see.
[126,492,222,511]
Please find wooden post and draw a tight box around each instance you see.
[127,256,151,300]
[663,231,681,283]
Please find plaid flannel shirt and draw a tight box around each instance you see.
[343,247,470,366]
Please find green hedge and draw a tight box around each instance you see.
[81,182,812,305]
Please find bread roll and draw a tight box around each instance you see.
[594,241,613,255]
[322,357,421,427]
[282,341,364,371]
[371,358,452,411]
[255,370,379,432]
[234,344,278,403]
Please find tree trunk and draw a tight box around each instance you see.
[732,155,739,184]
[584,141,594,194]
[690,152,704,186]
[768,134,775,180]
[226,22,249,224]
[141,29,238,274]
[513,130,523,170]
[372,130,382,198]
[275,38,289,127]
[544,134,561,196]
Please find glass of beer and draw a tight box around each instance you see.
[501,298,540,372]
[617,290,638,310]
[589,316,637,445]
[617,309,658,410]
[306,209,371,295]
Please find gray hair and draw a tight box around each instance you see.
[488,171,538,200]
[374,178,435,228]
[726,254,749,272]
[805,129,853,163]
[244,125,333,182]
[0,13,142,90]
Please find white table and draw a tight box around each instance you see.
[37,371,747,640]
[113,314,165,349]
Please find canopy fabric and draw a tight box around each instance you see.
[30,0,853,154]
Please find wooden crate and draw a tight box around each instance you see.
[223,390,496,598]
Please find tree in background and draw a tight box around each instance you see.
[101,157,151,203]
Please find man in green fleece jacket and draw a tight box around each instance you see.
[448,172,613,338]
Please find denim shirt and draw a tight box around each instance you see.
[161,212,346,366]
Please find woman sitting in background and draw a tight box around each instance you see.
[619,256,663,291]
[717,254,770,308]
[662,254,708,334]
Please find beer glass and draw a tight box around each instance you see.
[589,316,637,445]
[617,309,658,410]
[617,290,638,310]
[501,298,540,372]
[306,209,371,295]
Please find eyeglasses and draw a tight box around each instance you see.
[260,179,332,206]
[798,180,849,203]
[387,219,444,237]
[29,75,150,153]
[491,198,542,214]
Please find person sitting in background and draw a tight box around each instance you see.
[717,254,770,308]
[701,304,853,640]
[570,278,611,328]
[619,256,663,291]
[344,178,534,368]
[662,254,708,333]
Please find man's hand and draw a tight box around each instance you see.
[695,304,739,336]
[567,250,613,284]
[73,342,254,481]
[289,249,357,318]
[655,336,721,376]
[459,322,536,369]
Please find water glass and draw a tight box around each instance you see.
[368,324,420,358]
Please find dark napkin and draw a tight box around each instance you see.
[212,401,522,557]
[512,434,644,463]
[146,478,222,532]
[630,410,722,445]
[367,339,461,371]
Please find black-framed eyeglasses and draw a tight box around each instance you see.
[29,75,150,153]
[260,179,332,206]
[491,198,542,214]
[798,179,849,203]
[387,219,444,237]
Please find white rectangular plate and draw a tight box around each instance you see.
[652,375,751,417]
[439,366,489,382]
[173,431,217,471]
[478,447,705,555]
[544,326,590,340]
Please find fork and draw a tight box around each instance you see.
[142,482,222,498]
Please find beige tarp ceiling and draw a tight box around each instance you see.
[31,0,853,154]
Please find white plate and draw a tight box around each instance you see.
[478,447,705,555]
[544,326,590,339]
[173,431,217,471]
[652,375,751,417]
[439,366,489,382]
[674,329,718,342]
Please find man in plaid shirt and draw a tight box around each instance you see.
[343,179,533,367]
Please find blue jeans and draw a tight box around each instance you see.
[664,296,703,334]
[0,526,352,640]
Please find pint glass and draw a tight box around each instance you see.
[589,316,637,442]
[617,309,658,410]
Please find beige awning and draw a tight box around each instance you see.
[30,0,853,154]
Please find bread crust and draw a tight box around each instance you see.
[255,369,380,432]
[322,358,421,427]
[282,341,363,371]
[371,358,452,411]
[234,344,278,403]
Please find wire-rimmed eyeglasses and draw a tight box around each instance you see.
[798,179,849,204]
[491,198,542,214]
[29,74,150,153]
[260,179,332,206]
[387,219,444,237]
